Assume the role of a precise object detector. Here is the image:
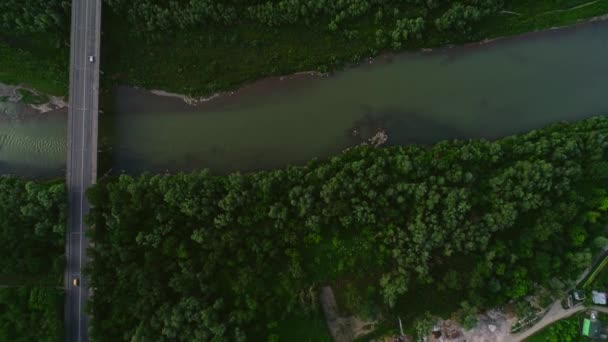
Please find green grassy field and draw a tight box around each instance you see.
[0,34,68,96]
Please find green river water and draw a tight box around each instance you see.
[1,21,608,177]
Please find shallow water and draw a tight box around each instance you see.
[0,111,66,177]
[2,21,608,177]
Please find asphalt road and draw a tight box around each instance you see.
[65,0,101,341]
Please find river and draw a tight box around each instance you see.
[2,21,608,177]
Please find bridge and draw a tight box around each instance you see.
[65,0,101,341]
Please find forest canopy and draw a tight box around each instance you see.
[3,0,607,96]
[1,0,504,50]
[0,0,69,35]
[0,178,65,341]
[87,116,608,341]
[0,178,66,277]
[0,287,64,342]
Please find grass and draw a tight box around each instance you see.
[101,15,377,96]
[525,313,581,341]
[524,310,608,341]
[476,0,608,38]
[581,251,608,288]
[269,309,332,341]
[0,34,68,96]
[16,88,48,105]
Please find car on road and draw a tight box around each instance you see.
[73,278,79,287]
[88,55,95,62]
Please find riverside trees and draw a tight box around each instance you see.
[3,0,606,96]
[0,178,66,276]
[1,0,505,37]
[0,178,66,340]
[0,0,68,35]
[103,0,504,45]
[87,116,608,340]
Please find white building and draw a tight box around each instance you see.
[592,291,607,305]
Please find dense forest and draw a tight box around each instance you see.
[1,0,504,38]
[0,287,64,342]
[0,178,66,277]
[87,116,608,340]
[0,177,66,340]
[0,0,68,35]
[103,0,504,42]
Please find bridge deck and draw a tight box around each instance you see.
[65,0,101,341]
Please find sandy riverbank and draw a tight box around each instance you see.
[0,83,67,120]
[144,13,608,106]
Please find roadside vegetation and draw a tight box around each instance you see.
[582,250,608,288]
[526,310,608,341]
[525,313,581,341]
[0,177,66,340]
[87,116,608,340]
[2,1,608,96]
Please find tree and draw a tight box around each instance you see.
[0,0,68,35]
[86,116,608,340]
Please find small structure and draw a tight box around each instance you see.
[592,291,607,305]
[583,318,591,337]
[583,310,602,339]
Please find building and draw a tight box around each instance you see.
[593,291,607,305]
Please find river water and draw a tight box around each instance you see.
[2,21,608,177]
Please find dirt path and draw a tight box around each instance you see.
[507,303,608,341]
[508,249,608,341]
[506,301,584,341]
[501,0,599,17]
[541,1,599,15]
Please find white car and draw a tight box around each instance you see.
[88,56,95,63]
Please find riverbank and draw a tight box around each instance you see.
[143,13,608,106]
[102,0,608,97]
[1,1,607,98]
[0,83,67,121]
[6,19,608,178]
[85,115,608,341]
[0,35,68,96]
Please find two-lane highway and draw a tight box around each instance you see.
[65,0,101,341]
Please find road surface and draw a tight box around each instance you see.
[65,0,101,341]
